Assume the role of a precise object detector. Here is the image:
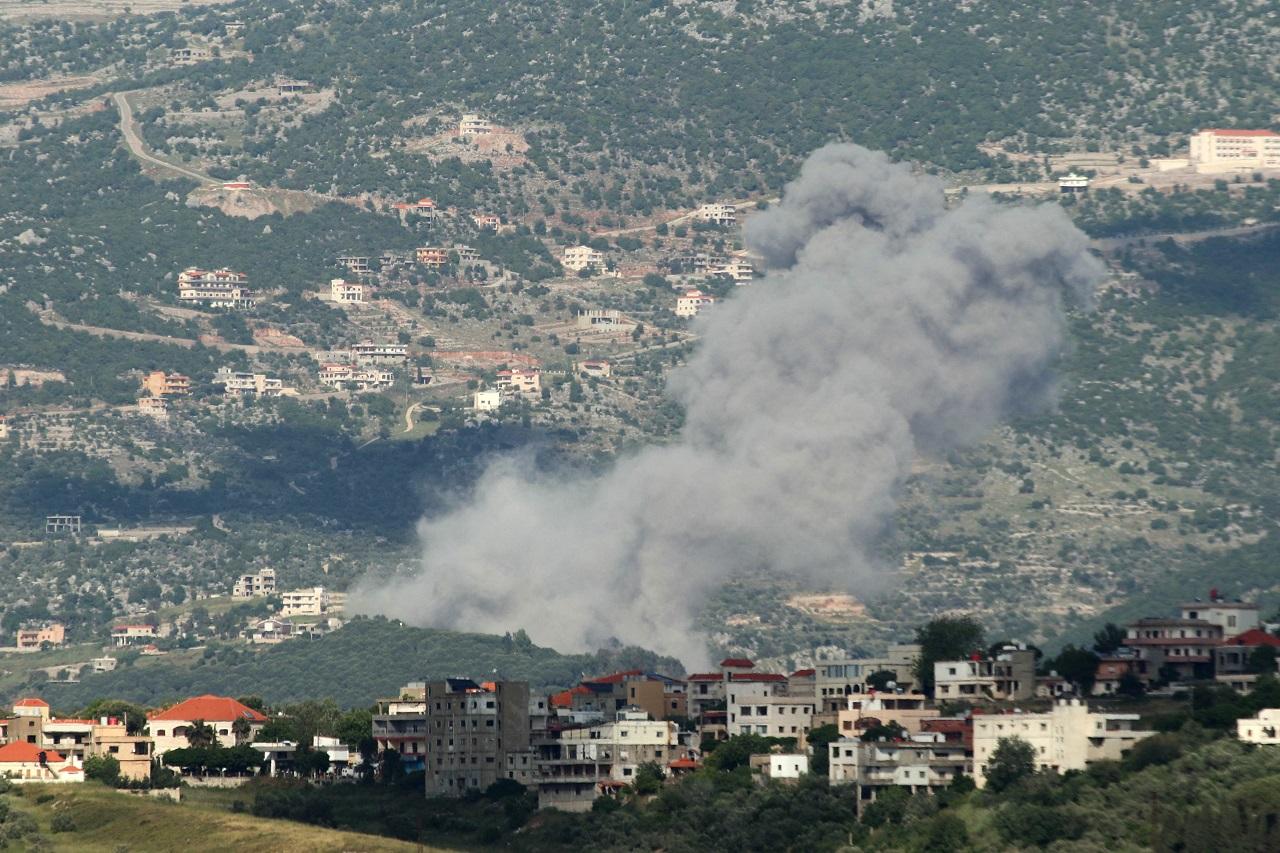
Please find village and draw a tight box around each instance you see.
[0,586,1275,824]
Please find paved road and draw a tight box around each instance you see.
[1091,221,1280,252]
[113,91,216,184]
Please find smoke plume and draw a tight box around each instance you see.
[350,144,1103,665]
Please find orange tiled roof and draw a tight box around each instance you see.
[0,741,63,763]
[13,698,48,708]
[149,695,266,723]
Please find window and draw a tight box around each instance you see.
[108,746,119,754]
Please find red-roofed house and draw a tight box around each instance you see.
[146,695,267,755]
[0,741,80,783]
[1216,628,1280,679]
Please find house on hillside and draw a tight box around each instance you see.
[146,695,267,755]
[0,741,81,783]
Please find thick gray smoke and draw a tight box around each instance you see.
[350,144,1103,665]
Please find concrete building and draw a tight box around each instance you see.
[1092,654,1148,695]
[136,396,169,420]
[534,709,683,811]
[280,587,344,617]
[472,213,501,230]
[141,371,191,399]
[693,203,737,227]
[336,255,370,274]
[1216,629,1280,676]
[232,568,276,599]
[416,247,450,268]
[87,718,153,782]
[1181,593,1260,638]
[705,259,755,283]
[496,368,541,398]
[0,741,82,783]
[838,691,939,737]
[675,290,715,318]
[1189,129,1280,172]
[972,700,1154,787]
[373,683,428,774]
[177,268,255,309]
[319,363,395,390]
[1058,173,1089,193]
[146,695,267,756]
[247,617,295,645]
[830,731,970,808]
[1123,617,1224,682]
[933,646,1037,702]
[473,389,503,412]
[814,645,922,712]
[458,114,492,136]
[726,679,815,741]
[575,308,629,329]
[351,341,409,365]
[110,624,157,647]
[423,679,531,797]
[562,246,605,273]
[750,750,808,782]
[1236,708,1280,745]
[214,367,285,399]
[330,278,366,304]
[576,360,612,378]
[15,623,65,651]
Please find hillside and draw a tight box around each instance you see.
[15,617,683,708]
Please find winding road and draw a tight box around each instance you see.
[112,91,216,185]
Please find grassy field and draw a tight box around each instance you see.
[7,783,441,852]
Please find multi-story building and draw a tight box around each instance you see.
[1123,617,1224,682]
[829,731,970,807]
[146,695,267,756]
[972,700,1154,787]
[86,717,153,781]
[330,279,366,304]
[350,341,409,365]
[472,213,501,230]
[675,290,715,318]
[496,368,541,398]
[1189,129,1280,172]
[562,246,605,273]
[110,624,158,647]
[279,586,344,617]
[1215,629,1280,677]
[549,672,686,722]
[693,203,737,226]
[1058,173,1089,193]
[933,646,1037,702]
[232,568,276,599]
[423,679,531,797]
[15,623,65,651]
[213,367,285,399]
[177,268,255,308]
[1181,592,1260,639]
[1236,708,1280,745]
[813,645,921,712]
[838,691,939,737]
[534,709,683,811]
[473,389,503,411]
[319,363,396,390]
[416,247,450,268]
[458,114,492,136]
[705,259,755,283]
[575,309,628,329]
[136,396,169,420]
[726,679,815,741]
[336,255,370,274]
[373,682,428,774]
[141,371,191,399]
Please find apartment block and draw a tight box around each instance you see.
[496,368,541,397]
[177,268,255,309]
[933,645,1036,702]
[562,246,605,273]
[423,679,531,797]
[232,568,276,599]
[458,114,492,136]
[350,341,409,365]
[280,586,344,617]
[1180,592,1260,638]
[214,367,285,399]
[110,624,157,647]
[373,683,428,774]
[1123,618,1224,682]
[675,290,715,318]
[829,731,970,806]
[15,623,65,651]
[319,363,395,390]
[693,203,737,226]
[141,371,191,399]
[330,278,366,304]
[1189,129,1280,172]
[813,645,921,712]
[838,691,939,736]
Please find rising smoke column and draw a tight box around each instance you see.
[350,144,1103,664]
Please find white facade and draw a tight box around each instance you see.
[330,279,366,304]
[280,587,343,617]
[1181,600,1260,638]
[233,568,276,598]
[459,114,492,136]
[751,752,808,780]
[1189,129,1280,172]
[177,268,255,309]
[1058,173,1089,192]
[972,700,1154,787]
[563,246,604,273]
[727,681,815,739]
[693,203,737,226]
[214,367,285,398]
[829,732,970,793]
[675,290,715,318]
[350,341,409,365]
[473,389,503,411]
[496,368,541,397]
[1237,708,1280,744]
[319,364,395,390]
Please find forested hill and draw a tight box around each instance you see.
[7,0,1275,203]
[22,618,684,708]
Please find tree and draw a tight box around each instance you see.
[78,700,148,735]
[984,736,1036,793]
[1117,670,1146,699]
[1048,645,1100,693]
[914,616,985,695]
[1093,623,1125,654]
[631,761,664,795]
[231,716,254,746]
[806,724,840,776]
[83,754,120,786]
[185,720,218,749]
[866,669,898,691]
[1246,645,1277,674]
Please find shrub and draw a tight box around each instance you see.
[50,813,75,833]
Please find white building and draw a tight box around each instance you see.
[562,246,605,273]
[829,731,970,801]
[706,259,755,283]
[1189,129,1280,172]
[972,700,1154,788]
[350,341,409,365]
[813,645,921,712]
[330,279,366,304]
[1237,708,1280,745]
[496,368,541,397]
[147,695,266,756]
[319,363,395,390]
[459,114,492,136]
[110,624,158,647]
[1058,173,1089,193]
[473,389,503,412]
[693,203,737,227]
[933,646,1036,702]
[726,680,815,740]
[214,367,285,398]
[1181,595,1260,639]
[280,587,344,617]
[232,568,276,599]
[576,308,629,330]
[750,751,809,781]
[177,268,256,309]
[675,290,715,318]
[838,692,939,736]
[248,617,295,645]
